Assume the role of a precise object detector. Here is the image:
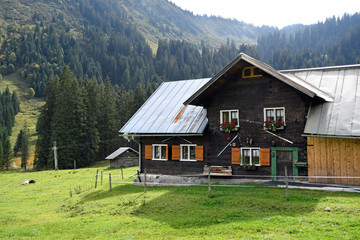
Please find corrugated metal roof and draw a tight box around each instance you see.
[281,65,360,137]
[105,147,139,160]
[119,78,211,135]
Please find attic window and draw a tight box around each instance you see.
[242,66,262,78]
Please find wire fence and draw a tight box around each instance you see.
[93,168,360,196]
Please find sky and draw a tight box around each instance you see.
[170,0,360,29]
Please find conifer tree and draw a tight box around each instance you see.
[20,123,30,170]
[34,76,59,169]
[50,66,85,168]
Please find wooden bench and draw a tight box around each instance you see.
[203,165,232,176]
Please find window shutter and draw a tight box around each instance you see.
[172,145,180,160]
[166,146,169,160]
[145,145,152,160]
[231,148,241,164]
[196,146,204,161]
[260,148,271,166]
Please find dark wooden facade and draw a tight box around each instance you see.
[139,62,312,179]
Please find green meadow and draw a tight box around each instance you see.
[0,164,359,239]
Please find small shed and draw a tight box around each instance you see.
[106,147,139,168]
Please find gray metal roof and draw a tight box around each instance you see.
[105,147,139,160]
[119,78,211,135]
[281,65,360,137]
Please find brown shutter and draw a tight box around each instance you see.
[231,148,241,164]
[172,145,180,160]
[145,145,152,160]
[260,148,271,166]
[196,146,204,161]
[166,146,169,160]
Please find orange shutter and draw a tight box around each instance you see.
[166,146,169,160]
[260,148,271,166]
[196,146,204,161]
[145,145,152,160]
[231,148,241,164]
[172,145,180,160]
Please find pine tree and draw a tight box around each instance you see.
[50,66,85,169]
[20,123,30,170]
[3,136,12,170]
[34,76,59,169]
[97,76,119,159]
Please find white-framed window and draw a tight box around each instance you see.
[180,144,196,161]
[241,148,260,166]
[264,107,285,124]
[220,109,239,127]
[153,144,167,160]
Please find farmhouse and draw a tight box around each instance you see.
[120,53,360,185]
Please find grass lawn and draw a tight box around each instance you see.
[0,165,359,239]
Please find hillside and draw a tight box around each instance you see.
[0,73,45,168]
[0,0,275,50]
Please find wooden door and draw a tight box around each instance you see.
[276,150,293,180]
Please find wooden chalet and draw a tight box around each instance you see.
[120,53,360,185]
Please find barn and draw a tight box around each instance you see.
[120,53,360,185]
[105,147,139,168]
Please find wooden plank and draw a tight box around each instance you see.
[319,137,327,183]
[332,139,341,184]
[326,138,334,184]
[354,140,360,186]
[339,139,348,185]
[313,137,321,183]
[307,137,315,183]
[346,139,355,185]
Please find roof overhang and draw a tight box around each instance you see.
[184,53,332,105]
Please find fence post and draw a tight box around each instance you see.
[74,160,76,171]
[109,173,112,192]
[208,171,211,194]
[285,166,289,201]
[95,169,99,189]
[101,171,103,185]
[121,166,124,180]
[144,168,147,193]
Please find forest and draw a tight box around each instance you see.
[1,0,360,169]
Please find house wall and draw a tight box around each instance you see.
[110,152,138,168]
[140,68,312,177]
[307,137,360,185]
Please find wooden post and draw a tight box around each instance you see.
[95,169,99,189]
[285,166,289,201]
[109,173,112,192]
[101,171,103,185]
[121,166,124,180]
[144,168,147,193]
[53,141,58,171]
[74,160,76,170]
[208,171,211,194]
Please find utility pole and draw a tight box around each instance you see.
[53,141,58,171]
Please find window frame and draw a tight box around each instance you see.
[241,147,261,166]
[152,144,168,161]
[263,107,286,126]
[220,109,239,128]
[180,144,197,161]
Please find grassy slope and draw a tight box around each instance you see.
[0,72,45,168]
[0,165,359,239]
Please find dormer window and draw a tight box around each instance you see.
[242,66,262,78]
